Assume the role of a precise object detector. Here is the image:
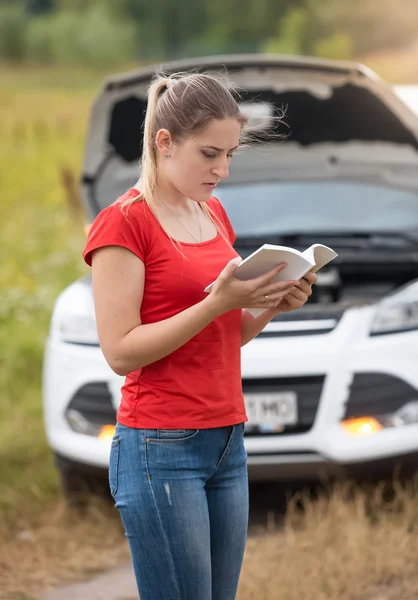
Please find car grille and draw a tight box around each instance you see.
[67,382,117,425]
[256,305,345,338]
[243,375,325,435]
[67,377,326,434]
[344,373,418,419]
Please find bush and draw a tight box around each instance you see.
[25,16,55,63]
[25,6,136,67]
[0,5,29,61]
[261,8,307,56]
[313,32,353,60]
[76,5,136,68]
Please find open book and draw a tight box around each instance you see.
[204,243,338,317]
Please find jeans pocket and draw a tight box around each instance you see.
[147,429,200,443]
[108,437,120,497]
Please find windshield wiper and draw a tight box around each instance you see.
[369,230,418,245]
[235,233,365,249]
[310,230,418,248]
[235,230,418,249]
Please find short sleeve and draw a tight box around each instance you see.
[82,201,148,267]
[211,197,237,245]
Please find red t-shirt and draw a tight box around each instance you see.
[82,188,247,429]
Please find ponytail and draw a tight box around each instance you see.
[138,77,168,204]
[120,76,169,217]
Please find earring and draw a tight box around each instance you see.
[163,154,170,159]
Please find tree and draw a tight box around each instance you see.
[25,5,136,67]
[1,0,416,68]
[0,5,29,61]
[27,0,53,15]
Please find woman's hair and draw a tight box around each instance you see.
[120,70,249,231]
[120,69,284,245]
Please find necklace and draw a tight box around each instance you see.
[157,194,203,243]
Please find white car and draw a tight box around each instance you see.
[43,55,418,500]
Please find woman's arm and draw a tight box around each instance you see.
[92,246,224,375]
[92,247,299,375]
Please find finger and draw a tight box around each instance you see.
[253,298,284,309]
[248,262,289,289]
[259,279,300,296]
[296,280,312,295]
[256,286,299,305]
[302,272,318,285]
[280,296,304,310]
[285,287,309,302]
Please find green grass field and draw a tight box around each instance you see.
[0,65,109,524]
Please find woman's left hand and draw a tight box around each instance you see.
[272,271,318,313]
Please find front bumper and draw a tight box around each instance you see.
[53,448,418,485]
[246,450,418,482]
[43,303,418,477]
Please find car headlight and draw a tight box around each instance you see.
[370,281,418,335]
[59,312,99,345]
[51,279,99,345]
[341,401,418,436]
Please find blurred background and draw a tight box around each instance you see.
[1,1,418,599]
[1,0,418,76]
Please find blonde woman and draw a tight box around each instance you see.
[83,71,317,600]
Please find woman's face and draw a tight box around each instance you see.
[156,118,241,202]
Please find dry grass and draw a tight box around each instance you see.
[0,498,129,599]
[239,479,418,600]
[2,480,418,599]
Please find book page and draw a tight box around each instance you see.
[233,245,315,283]
[204,242,338,319]
[239,247,314,317]
[302,244,338,273]
[204,244,314,295]
[204,244,315,318]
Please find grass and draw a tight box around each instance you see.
[1,59,418,598]
[0,63,96,524]
[0,499,129,599]
[2,480,418,599]
[238,480,418,600]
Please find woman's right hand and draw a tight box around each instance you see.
[208,257,300,315]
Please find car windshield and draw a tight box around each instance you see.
[215,181,418,239]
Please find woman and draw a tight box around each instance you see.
[83,70,317,600]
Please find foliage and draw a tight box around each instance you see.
[0,68,93,520]
[25,6,136,67]
[0,0,416,65]
[0,5,29,61]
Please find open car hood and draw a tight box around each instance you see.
[81,54,418,220]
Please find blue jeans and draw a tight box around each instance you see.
[109,422,249,600]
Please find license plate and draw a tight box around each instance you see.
[244,391,298,431]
